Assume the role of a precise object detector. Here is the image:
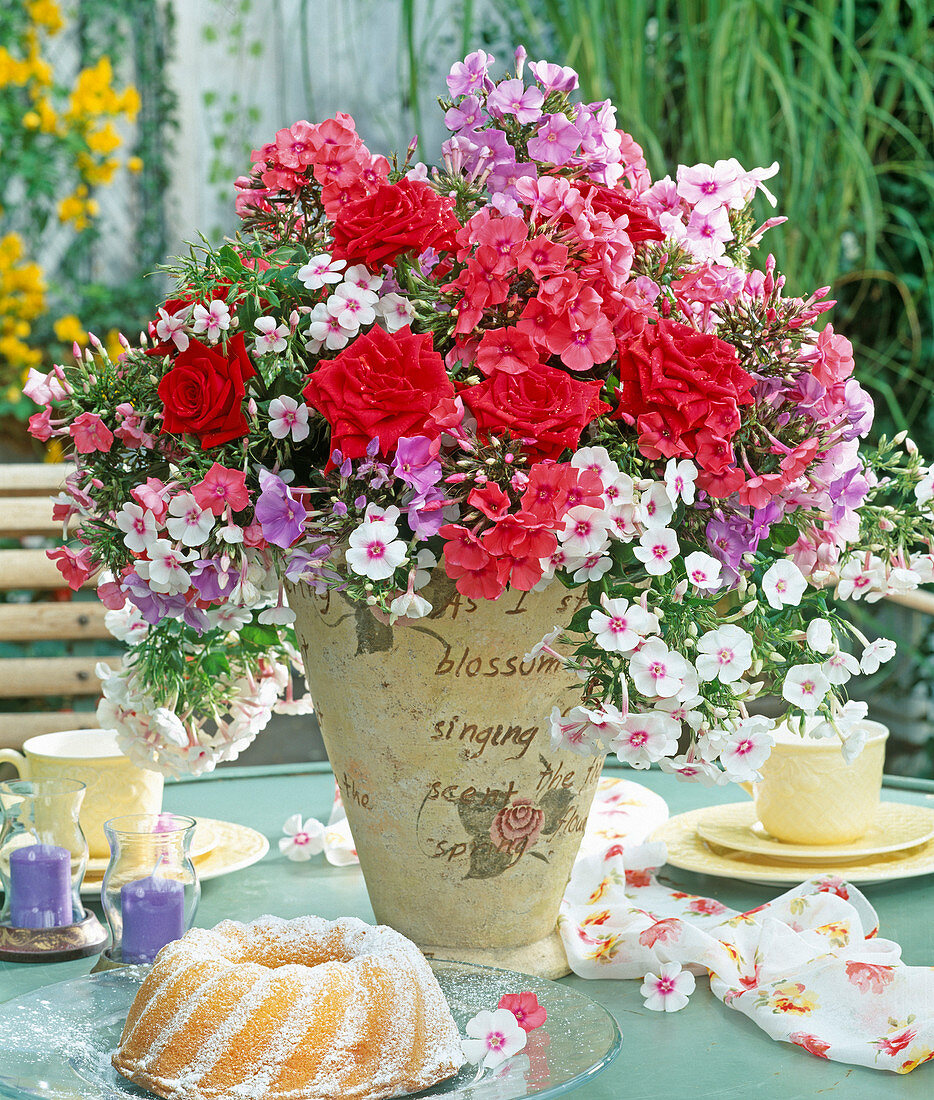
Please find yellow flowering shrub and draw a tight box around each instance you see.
[0,0,141,421]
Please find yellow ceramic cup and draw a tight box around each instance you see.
[748,719,888,845]
[0,729,163,859]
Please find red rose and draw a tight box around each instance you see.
[613,319,754,469]
[158,334,256,448]
[490,799,544,852]
[460,362,609,461]
[331,178,461,270]
[303,325,454,461]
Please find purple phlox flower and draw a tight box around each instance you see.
[331,500,348,518]
[528,60,579,93]
[441,133,486,179]
[447,50,494,98]
[487,79,544,124]
[416,248,440,276]
[750,501,782,540]
[445,95,485,132]
[405,486,449,540]
[285,545,335,592]
[514,45,528,78]
[255,474,308,548]
[829,467,871,521]
[393,435,443,494]
[486,160,538,202]
[793,373,826,411]
[468,126,516,174]
[490,192,523,218]
[527,113,582,166]
[706,515,758,573]
[842,379,874,440]
[181,599,210,634]
[190,557,238,601]
[122,571,189,625]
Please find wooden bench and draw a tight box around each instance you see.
[0,463,114,748]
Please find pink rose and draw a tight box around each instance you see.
[490,798,544,852]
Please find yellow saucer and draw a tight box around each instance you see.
[651,803,934,886]
[694,801,934,863]
[80,818,268,895]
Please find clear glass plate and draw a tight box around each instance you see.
[0,959,621,1100]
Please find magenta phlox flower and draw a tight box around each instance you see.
[393,435,442,494]
[527,113,582,166]
[528,59,579,93]
[254,474,308,548]
[487,79,544,124]
[447,50,494,97]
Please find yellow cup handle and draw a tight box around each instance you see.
[0,749,29,777]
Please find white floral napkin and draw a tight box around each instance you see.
[560,776,932,1074]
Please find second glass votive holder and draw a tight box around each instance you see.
[101,813,200,966]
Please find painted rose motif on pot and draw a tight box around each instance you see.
[490,798,544,853]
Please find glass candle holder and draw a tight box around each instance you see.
[101,813,200,965]
[0,778,88,929]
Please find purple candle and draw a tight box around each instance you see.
[121,875,185,963]
[9,844,72,928]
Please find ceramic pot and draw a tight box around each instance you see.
[289,573,603,978]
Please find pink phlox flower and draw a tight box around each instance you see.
[676,160,744,214]
[640,962,696,1012]
[155,306,191,351]
[23,367,68,405]
[48,545,94,590]
[446,50,494,98]
[527,113,582,166]
[70,412,114,454]
[528,60,579,93]
[487,78,544,124]
[498,992,547,1033]
[131,477,171,524]
[724,158,780,207]
[192,463,250,517]
[269,395,310,442]
[684,206,733,260]
[462,1007,527,1070]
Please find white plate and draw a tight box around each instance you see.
[651,803,934,886]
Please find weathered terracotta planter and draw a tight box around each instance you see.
[289,573,604,978]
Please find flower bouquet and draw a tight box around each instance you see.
[26,46,934,785]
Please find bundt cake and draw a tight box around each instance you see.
[111,914,465,1100]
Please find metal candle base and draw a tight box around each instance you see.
[0,910,107,963]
